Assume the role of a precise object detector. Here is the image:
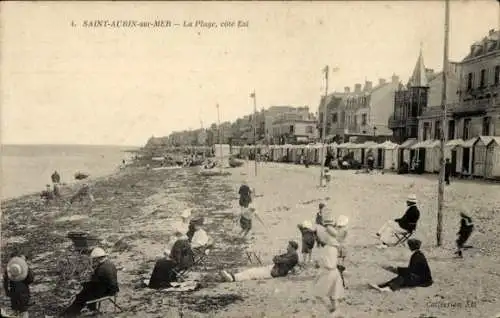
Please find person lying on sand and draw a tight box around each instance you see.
[147,229,194,289]
[220,241,299,282]
[239,206,266,238]
[297,220,316,265]
[376,194,420,247]
[62,248,119,317]
[369,238,433,292]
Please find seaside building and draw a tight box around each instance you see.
[271,116,318,144]
[319,76,399,142]
[388,49,431,144]
[451,29,500,139]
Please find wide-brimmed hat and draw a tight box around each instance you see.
[336,215,349,227]
[301,220,313,230]
[90,247,107,259]
[181,208,192,218]
[7,257,28,282]
[407,194,417,203]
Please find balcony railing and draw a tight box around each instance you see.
[452,98,494,115]
[388,117,405,129]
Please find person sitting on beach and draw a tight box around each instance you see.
[297,220,316,265]
[220,241,299,282]
[40,184,55,204]
[69,183,95,205]
[190,218,214,252]
[62,248,119,316]
[147,229,194,289]
[238,181,253,212]
[370,238,433,292]
[455,212,474,258]
[3,251,34,318]
[239,206,266,238]
[376,194,420,247]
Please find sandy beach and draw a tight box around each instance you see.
[1,162,500,318]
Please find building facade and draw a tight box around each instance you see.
[271,119,318,144]
[389,49,431,143]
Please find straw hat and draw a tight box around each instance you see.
[336,215,349,227]
[7,257,28,282]
[181,208,192,219]
[301,220,313,230]
[407,194,417,203]
[90,247,107,259]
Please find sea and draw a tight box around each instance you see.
[1,144,137,200]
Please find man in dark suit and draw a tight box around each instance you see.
[445,158,452,185]
[370,238,433,292]
[394,194,420,232]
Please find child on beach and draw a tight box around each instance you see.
[297,220,316,265]
[239,206,266,238]
[323,168,331,187]
[3,252,34,318]
[238,181,253,212]
[455,212,474,258]
[316,203,326,226]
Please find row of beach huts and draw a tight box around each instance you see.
[231,136,500,180]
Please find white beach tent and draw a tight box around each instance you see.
[473,136,493,178]
[485,136,500,179]
[457,137,478,176]
[399,138,418,165]
[424,140,441,173]
[445,139,464,174]
[367,141,385,168]
[382,141,399,170]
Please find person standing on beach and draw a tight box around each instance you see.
[51,170,61,184]
[297,220,316,265]
[313,211,346,317]
[445,158,452,185]
[239,206,266,238]
[3,252,34,318]
[238,181,253,213]
[455,212,474,258]
[316,203,326,226]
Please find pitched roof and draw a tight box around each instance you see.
[409,48,428,87]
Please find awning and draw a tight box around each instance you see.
[296,136,309,142]
[463,137,479,148]
[411,140,429,149]
[445,139,464,148]
[382,141,399,150]
[424,140,441,148]
[400,138,418,149]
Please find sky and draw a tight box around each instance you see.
[1,1,498,146]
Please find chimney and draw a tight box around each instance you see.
[378,78,386,86]
[344,86,350,93]
[364,81,373,91]
[391,74,399,84]
[354,83,362,93]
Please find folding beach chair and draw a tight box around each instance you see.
[173,248,212,281]
[245,251,263,265]
[85,294,122,316]
[390,222,417,247]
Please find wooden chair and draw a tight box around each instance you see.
[173,249,211,281]
[85,295,122,315]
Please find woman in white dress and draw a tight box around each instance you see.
[313,211,348,317]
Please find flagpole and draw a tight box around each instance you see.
[216,104,223,169]
[437,0,450,247]
[320,66,329,187]
[251,91,258,177]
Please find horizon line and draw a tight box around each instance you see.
[1,143,142,148]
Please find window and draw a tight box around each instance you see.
[482,117,491,135]
[463,118,471,139]
[495,66,500,85]
[434,121,441,140]
[354,115,358,126]
[332,113,338,123]
[448,120,455,140]
[423,122,430,141]
[289,125,294,134]
[306,126,313,134]
[480,69,486,88]
[467,73,473,90]
[362,114,367,125]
